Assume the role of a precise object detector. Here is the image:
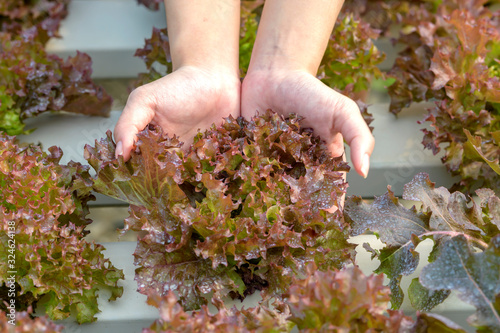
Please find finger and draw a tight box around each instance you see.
[113,89,155,161]
[327,132,344,158]
[335,99,375,178]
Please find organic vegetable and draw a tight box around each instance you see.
[144,265,467,332]
[387,2,500,192]
[0,33,112,135]
[85,110,353,310]
[0,134,123,323]
[0,0,70,44]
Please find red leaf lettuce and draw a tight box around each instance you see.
[143,265,467,332]
[0,134,124,323]
[0,0,70,44]
[85,111,353,310]
[0,33,112,135]
[386,1,500,192]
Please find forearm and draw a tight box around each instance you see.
[164,0,240,75]
[248,0,344,75]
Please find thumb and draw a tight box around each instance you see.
[113,91,155,161]
[337,100,375,178]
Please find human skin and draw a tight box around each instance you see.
[113,0,241,161]
[241,0,375,178]
[114,0,374,178]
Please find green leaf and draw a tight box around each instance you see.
[403,173,482,234]
[420,235,500,331]
[464,129,500,175]
[287,265,413,331]
[86,111,351,310]
[413,312,468,333]
[346,173,499,315]
[0,135,123,323]
[346,188,430,247]
[0,33,112,135]
[375,244,420,309]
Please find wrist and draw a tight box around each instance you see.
[247,53,317,77]
[174,62,240,80]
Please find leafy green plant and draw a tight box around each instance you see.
[0,0,70,44]
[319,12,385,128]
[319,13,385,97]
[0,33,112,135]
[144,291,290,333]
[0,307,63,333]
[0,134,124,323]
[239,1,262,77]
[345,172,500,332]
[144,265,467,332]
[386,2,500,192]
[132,27,171,89]
[85,111,353,310]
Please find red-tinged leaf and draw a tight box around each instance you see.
[403,173,483,234]
[464,128,500,176]
[319,13,385,98]
[87,111,352,310]
[0,307,64,332]
[0,134,123,323]
[476,188,500,229]
[143,265,467,332]
[143,291,290,333]
[0,0,70,44]
[286,265,415,332]
[412,312,468,333]
[0,33,112,135]
[134,239,239,311]
[386,3,500,192]
[420,235,500,331]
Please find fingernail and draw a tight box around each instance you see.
[361,153,370,179]
[115,141,123,158]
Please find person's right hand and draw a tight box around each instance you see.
[113,66,240,160]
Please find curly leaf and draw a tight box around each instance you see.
[0,134,123,323]
[464,128,500,176]
[86,111,352,310]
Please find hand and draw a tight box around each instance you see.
[114,66,240,160]
[241,69,375,178]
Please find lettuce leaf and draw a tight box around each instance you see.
[386,2,500,192]
[0,134,124,323]
[144,265,467,332]
[0,0,70,44]
[86,111,354,310]
[0,306,64,332]
[0,33,112,135]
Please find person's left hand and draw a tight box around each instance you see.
[241,68,374,178]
